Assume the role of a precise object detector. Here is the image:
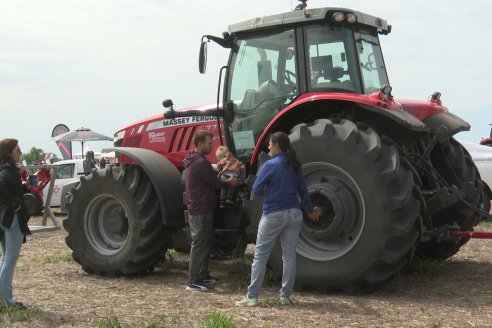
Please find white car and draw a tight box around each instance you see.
[459,140,492,189]
[459,140,492,214]
[42,159,87,207]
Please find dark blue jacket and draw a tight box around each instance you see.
[253,152,313,215]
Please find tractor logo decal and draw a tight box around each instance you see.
[146,116,220,132]
[148,131,166,143]
[162,116,217,127]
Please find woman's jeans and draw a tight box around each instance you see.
[0,214,24,305]
[247,208,303,299]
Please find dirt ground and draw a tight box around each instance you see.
[1,214,492,328]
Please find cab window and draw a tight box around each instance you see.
[226,29,298,161]
[55,164,75,179]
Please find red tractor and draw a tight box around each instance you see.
[480,123,492,146]
[62,3,490,292]
[20,166,52,215]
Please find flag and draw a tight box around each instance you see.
[52,124,72,160]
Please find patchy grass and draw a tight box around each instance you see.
[93,313,167,328]
[405,255,447,277]
[478,220,492,229]
[41,251,73,264]
[93,313,122,328]
[200,310,235,328]
[133,314,166,328]
[155,249,186,271]
[225,253,275,290]
[92,310,234,328]
[0,303,35,326]
[227,266,275,290]
[168,313,182,326]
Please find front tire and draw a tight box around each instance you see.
[63,165,167,275]
[268,119,420,292]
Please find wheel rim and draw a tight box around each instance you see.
[297,162,365,261]
[84,194,129,255]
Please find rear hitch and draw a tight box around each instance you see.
[424,224,461,242]
[424,224,492,241]
[449,231,492,239]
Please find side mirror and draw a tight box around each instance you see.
[162,99,175,119]
[162,99,174,109]
[199,41,207,74]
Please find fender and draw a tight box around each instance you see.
[250,95,429,166]
[356,103,428,131]
[106,147,184,226]
[423,112,470,137]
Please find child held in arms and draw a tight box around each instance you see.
[215,146,245,207]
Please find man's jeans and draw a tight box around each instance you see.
[247,208,303,299]
[188,212,214,283]
[0,214,24,305]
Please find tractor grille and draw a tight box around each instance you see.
[168,126,197,153]
[125,135,142,148]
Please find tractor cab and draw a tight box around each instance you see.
[199,7,391,162]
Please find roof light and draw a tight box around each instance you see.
[346,13,357,23]
[332,12,345,22]
[429,91,442,105]
[382,85,392,95]
[430,91,441,102]
[380,85,393,100]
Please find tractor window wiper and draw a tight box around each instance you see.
[356,37,378,46]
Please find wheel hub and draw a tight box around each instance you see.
[84,195,130,255]
[298,162,365,261]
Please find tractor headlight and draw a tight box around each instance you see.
[346,13,357,24]
[332,12,345,22]
[113,130,125,146]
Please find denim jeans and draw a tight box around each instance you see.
[247,208,303,299]
[0,213,24,306]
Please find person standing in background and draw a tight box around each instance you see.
[183,131,240,292]
[0,139,31,309]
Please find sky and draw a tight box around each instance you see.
[1,0,491,158]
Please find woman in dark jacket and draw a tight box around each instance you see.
[0,138,30,309]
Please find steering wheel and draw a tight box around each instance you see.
[284,70,297,90]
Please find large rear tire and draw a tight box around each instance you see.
[63,165,167,275]
[268,119,420,292]
[418,138,481,259]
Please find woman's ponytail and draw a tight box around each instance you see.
[270,132,301,174]
[287,148,301,174]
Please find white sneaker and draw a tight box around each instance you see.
[279,296,293,305]
[186,281,212,292]
[235,296,257,307]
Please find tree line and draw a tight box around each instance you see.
[21,147,60,165]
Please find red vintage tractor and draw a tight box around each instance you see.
[62,3,490,292]
[20,166,52,215]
